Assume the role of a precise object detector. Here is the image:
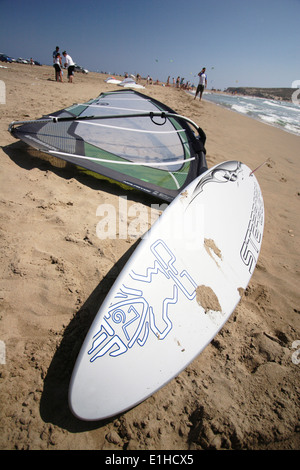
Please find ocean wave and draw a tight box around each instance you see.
[263,100,285,108]
[231,104,249,114]
[258,114,278,124]
[285,124,300,135]
[202,92,300,136]
[264,99,300,113]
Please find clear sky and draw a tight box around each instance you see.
[1,0,299,90]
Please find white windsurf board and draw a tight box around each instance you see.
[69,161,264,420]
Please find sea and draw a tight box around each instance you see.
[193,91,300,137]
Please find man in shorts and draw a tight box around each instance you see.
[194,67,207,101]
[62,51,75,83]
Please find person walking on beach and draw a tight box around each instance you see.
[194,67,207,100]
[62,51,75,83]
[54,52,63,82]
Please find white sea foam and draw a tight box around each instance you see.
[258,114,277,123]
[263,100,284,108]
[285,124,300,135]
[232,104,248,114]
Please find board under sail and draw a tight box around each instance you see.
[9,89,207,202]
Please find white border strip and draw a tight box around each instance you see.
[49,150,195,167]
[75,120,186,134]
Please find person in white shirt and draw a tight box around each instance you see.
[54,52,63,82]
[52,46,59,79]
[62,51,75,83]
[194,67,207,101]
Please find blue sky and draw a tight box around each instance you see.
[0,0,299,89]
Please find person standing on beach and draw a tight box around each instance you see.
[62,51,75,83]
[54,52,63,82]
[52,46,59,79]
[53,46,59,62]
[194,67,207,100]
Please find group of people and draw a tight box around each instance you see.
[51,49,207,99]
[164,68,207,99]
[52,46,75,83]
[165,76,190,89]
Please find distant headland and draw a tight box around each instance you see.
[224,87,297,102]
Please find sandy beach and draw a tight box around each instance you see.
[0,63,299,450]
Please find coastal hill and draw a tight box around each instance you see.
[224,87,297,101]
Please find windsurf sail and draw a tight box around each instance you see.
[118,77,145,89]
[9,89,207,202]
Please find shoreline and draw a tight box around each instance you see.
[193,90,300,138]
[0,64,299,450]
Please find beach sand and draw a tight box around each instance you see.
[0,63,299,450]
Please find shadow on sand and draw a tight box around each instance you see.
[39,238,141,432]
[2,141,151,431]
[2,140,159,208]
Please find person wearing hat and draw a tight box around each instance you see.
[63,51,75,83]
